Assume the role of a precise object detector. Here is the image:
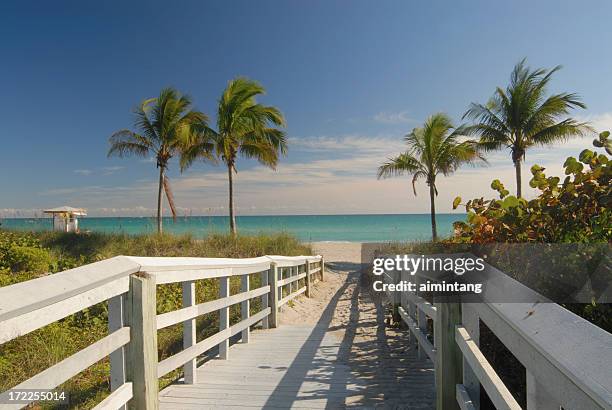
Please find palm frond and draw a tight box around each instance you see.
[108,130,151,158]
[377,153,422,179]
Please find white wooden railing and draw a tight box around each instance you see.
[0,254,324,409]
[383,254,612,410]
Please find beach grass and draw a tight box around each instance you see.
[0,229,311,409]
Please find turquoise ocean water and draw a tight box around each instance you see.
[0,214,464,242]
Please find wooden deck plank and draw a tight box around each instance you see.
[160,322,435,409]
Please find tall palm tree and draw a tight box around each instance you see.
[377,113,484,241]
[108,88,208,233]
[463,59,591,197]
[181,77,287,236]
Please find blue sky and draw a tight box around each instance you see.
[1,1,612,217]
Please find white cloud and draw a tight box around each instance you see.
[373,110,417,124]
[579,112,612,133]
[74,169,93,176]
[102,166,125,175]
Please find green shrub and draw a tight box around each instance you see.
[5,245,52,274]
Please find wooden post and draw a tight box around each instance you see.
[182,280,197,384]
[305,261,311,298]
[434,300,462,410]
[126,273,159,410]
[462,303,480,408]
[416,277,427,360]
[268,263,279,328]
[320,257,325,281]
[108,294,127,410]
[219,276,230,359]
[527,370,558,410]
[261,270,269,329]
[241,274,250,343]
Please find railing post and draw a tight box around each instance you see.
[434,299,462,410]
[219,276,230,359]
[108,294,127,410]
[305,260,311,298]
[241,274,250,343]
[416,276,427,360]
[268,262,279,328]
[462,303,480,408]
[126,273,159,410]
[182,280,197,384]
[527,370,558,410]
[320,256,325,281]
[261,270,269,329]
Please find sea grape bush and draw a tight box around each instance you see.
[452,131,611,243]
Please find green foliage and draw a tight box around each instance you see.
[453,132,611,243]
[0,231,52,274]
[4,245,52,274]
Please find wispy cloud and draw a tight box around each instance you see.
[74,169,93,176]
[102,166,125,175]
[578,111,612,133]
[373,110,417,124]
[289,135,405,155]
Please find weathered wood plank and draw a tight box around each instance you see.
[219,276,230,360]
[182,281,197,384]
[435,301,462,410]
[126,274,158,410]
[0,277,129,344]
[0,256,139,323]
[93,382,133,410]
[456,384,476,410]
[277,272,306,287]
[108,293,127,410]
[157,308,270,377]
[398,306,436,364]
[455,326,520,410]
[241,274,250,343]
[268,263,279,328]
[278,286,306,307]
[156,286,269,330]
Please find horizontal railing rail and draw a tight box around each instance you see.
[0,254,324,410]
[387,253,612,410]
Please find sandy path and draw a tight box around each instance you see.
[278,242,436,408]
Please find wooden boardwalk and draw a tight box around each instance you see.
[159,267,436,409]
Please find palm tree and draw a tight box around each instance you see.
[463,59,591,197]
[108,88,208,233]
[181,77,287,236]
[377,113,484,241]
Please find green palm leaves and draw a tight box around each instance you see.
[378,113,484,240]
[179,77,287,235]
[108,88,209,233]
[109,79,285,236]
[463,59,591,197]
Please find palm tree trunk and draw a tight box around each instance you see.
[228,163,237,236]
[157,165,164,234]
[429,183,437,241]
[514,159,522,198]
